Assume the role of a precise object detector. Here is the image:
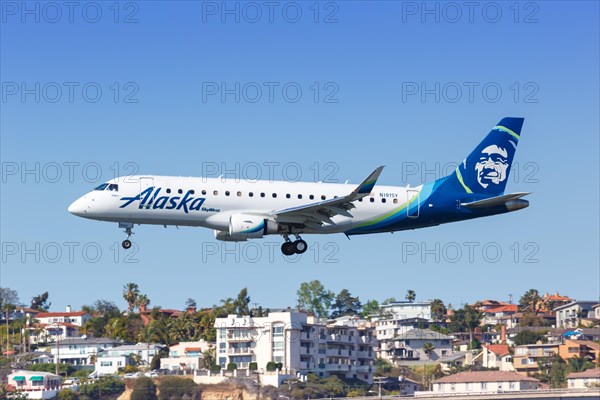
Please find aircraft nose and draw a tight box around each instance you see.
[68,197,88,216]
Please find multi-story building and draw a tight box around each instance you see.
[214,310,377,383]
[49,337,124,366]
[385,329,453,364]
[161,340,213,372]
[513,342,559,373]
[558,339,599,364]
[29,306,92,344]
[374,301,433,361]
[481,344,514,371]
[554,301,597,328]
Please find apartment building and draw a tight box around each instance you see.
[385,329,453,364]
[214,310,377,383]
[554,301,597,328]
[374,301,433,361]
[49,337,124,366]
[161,340,212,372]
[513,342,560,373]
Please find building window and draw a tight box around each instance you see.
[273,341,284,351]
[273,325,284,337]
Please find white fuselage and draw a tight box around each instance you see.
[68,175,422,234]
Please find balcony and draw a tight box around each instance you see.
[227,348,253,355]
[227,335,254,342]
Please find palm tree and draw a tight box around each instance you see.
[123,283,140,313]
[422,342,436,390]
[136,294,150,313]
[405,290,416,303]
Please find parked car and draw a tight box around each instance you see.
[124,372,141,379]
[63,378,81,386]
[145,371,159,378]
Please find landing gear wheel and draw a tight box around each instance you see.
[122,239,132,249]
[293,240,308,254]
[281,241,295,256]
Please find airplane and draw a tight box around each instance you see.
[68,117,530,256]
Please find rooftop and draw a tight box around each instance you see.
[394,328,452,341]
[434,371,539,384]
[35,311,89,318]
[484,344,511,357]
[567,368,600,379]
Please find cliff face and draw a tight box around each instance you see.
[116,381,262,400]
[201,386,257,400]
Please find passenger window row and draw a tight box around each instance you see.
[163,188,398,204]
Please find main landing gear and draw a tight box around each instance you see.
[119,222,134,249]
[281,234,308,256]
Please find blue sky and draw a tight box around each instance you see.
[1,1,598,312]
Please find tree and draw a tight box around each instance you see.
[0,287,20,310]
[30,291,50,311]
[567,356,594,372]
[185,298,197,309]
[123,283,140,313]
[550,358,567,388]
[296,280,334,318]
[423,342,436,361]
[131,377,157,400]
[203,347,216,368]
[330,289,362,318]
[381,297,396,305]
[448,305,482,347]
[136,294,150,312]
[513,329,547,346]
[519,289,542,314]
[361,299,380,317]
[430,299,447,323]
[405,290,416,303]
[234,288,250,315]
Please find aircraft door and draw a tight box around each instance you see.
[406,189,420,218]
[139,177,154,208]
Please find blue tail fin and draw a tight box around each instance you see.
[451,117,524,197]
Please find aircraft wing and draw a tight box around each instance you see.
[270,166,384,227]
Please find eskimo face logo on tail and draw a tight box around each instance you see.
[119,187,206,213]
[475,144,509,189]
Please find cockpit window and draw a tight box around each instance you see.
[108,184,119,192]
[94,183,109,191]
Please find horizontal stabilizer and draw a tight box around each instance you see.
[461,192,531,208]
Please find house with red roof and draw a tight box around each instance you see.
[481,344,514,371]
[481,304,518,325]
[29,306,92,344]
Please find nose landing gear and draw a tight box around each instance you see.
[119,222,134,249]
[281,234,308,256]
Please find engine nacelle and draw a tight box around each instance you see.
[229,213,278,240]
[214,230,245,242]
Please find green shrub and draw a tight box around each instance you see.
[249,362,258,371]
[266,361,277,371]
[158,376,199,400]
[131,377,157,400]
[227,362,237,371]
[210,365,221,374]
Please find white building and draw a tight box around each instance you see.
[214,310,377,383]
[567,368,600,389]
[385,329,453,365]
[160,340,212,372]
[49,337,124,366]
[94,343,164,375]
[554,301,597,328]
[374,301,434,361]
[422,371,539,396]
[29,307,92,344]
[7,369,61,399]
[481,344,514,371]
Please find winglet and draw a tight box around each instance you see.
[353,166,384,196]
